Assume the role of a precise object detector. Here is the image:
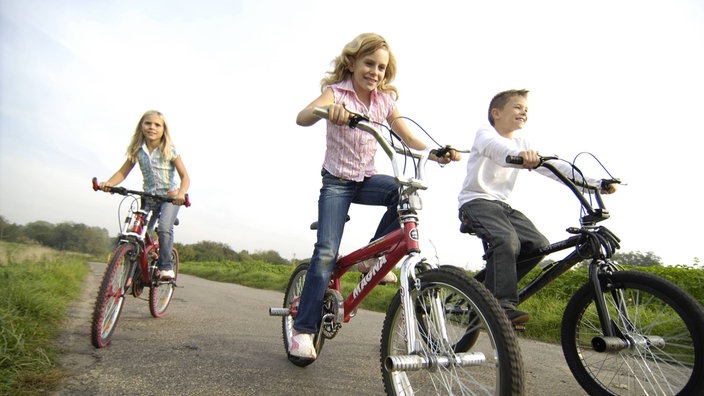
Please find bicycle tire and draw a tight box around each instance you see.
[281,263,325,367]
[91,243,134,348]
[149,247,179,318]
[561,270,704,395]
[380,267,524,395]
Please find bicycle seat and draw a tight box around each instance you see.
[310,215,350,230]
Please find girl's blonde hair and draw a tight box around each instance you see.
[321,33,399,100]
[126,110,176,162]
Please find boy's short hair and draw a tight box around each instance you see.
[488,89,529,126]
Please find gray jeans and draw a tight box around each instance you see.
[459,199,548,310]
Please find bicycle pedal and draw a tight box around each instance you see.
[513,323,526,332]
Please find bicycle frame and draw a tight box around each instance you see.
[118,206,160,286]
[472,159,623,334]
[329,215,422,323]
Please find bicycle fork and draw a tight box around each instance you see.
[587,261,666,353]
[383,256,487,372]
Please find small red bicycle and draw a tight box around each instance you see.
[269,107,524,395]
[90,177,190,348]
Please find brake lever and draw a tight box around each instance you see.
[341,103,369,128]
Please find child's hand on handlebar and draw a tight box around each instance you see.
[518,150,541,170]
[600,179,619,195]
[98,181,114,192]
[325,103,351,126]
[431,146,462,164]
[170,193,189,206]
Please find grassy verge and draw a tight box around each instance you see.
[0,242,89,395]
[182,260,704,344]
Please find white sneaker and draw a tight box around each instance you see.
[159,269,175,280]
[358,258,397,284]
[289,330,317,359]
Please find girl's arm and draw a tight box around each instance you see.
[99,160,135,191]
[296,88,341,126]
[387,107,460,163]
[171,156,190,206]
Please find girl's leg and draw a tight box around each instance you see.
[156,202,180,270]
[355,174,400,240]
[293,170,354,334]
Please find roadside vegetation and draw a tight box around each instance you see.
[0,242,88,395]
[180,259,704,342]
[1,214,702,393]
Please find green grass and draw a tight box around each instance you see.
[182,260,704,344]
[0,242,89,395]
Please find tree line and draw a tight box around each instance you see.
[1,215,675,267]
[0,216,292,265]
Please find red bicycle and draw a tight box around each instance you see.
[90,178,190,348]
[269,107,524,395]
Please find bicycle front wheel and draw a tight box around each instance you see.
[91,243,135,348]
[561,270,704,395]
[380,267,524,395]
[149,248,179,318]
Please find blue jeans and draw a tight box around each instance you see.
[293,169,400,334]
[459,199,548,310]
[145,200,180,270]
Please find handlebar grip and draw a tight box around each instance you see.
[92,177,100,191]
[184,194,191,207]
[313,107,329,119]
[506,155,524,164]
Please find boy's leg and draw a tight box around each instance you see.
[460,200,521,310]
[508,209,549,281]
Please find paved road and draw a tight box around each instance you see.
[52,262,586,395]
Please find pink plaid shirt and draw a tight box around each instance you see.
[322,79,395,181]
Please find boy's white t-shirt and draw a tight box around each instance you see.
[458,125,598,208]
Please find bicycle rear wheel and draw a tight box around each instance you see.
[91,243,135,348]
[380,267,524,395]
[561,270,704,395]
[281,263,325,367]
[149,247,179,318]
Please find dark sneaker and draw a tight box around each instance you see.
[505,309,530,324]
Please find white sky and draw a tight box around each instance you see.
[1,0,703,270]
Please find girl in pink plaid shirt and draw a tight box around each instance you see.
[288,33,459,361]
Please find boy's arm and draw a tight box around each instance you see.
[474,127,524,166]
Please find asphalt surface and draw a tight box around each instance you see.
[51,262,586,395]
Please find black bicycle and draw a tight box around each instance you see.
[461,155,704,395]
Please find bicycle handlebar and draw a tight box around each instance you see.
[92,177,191,207]
[505,155,620,225]
[313,106,432,189]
